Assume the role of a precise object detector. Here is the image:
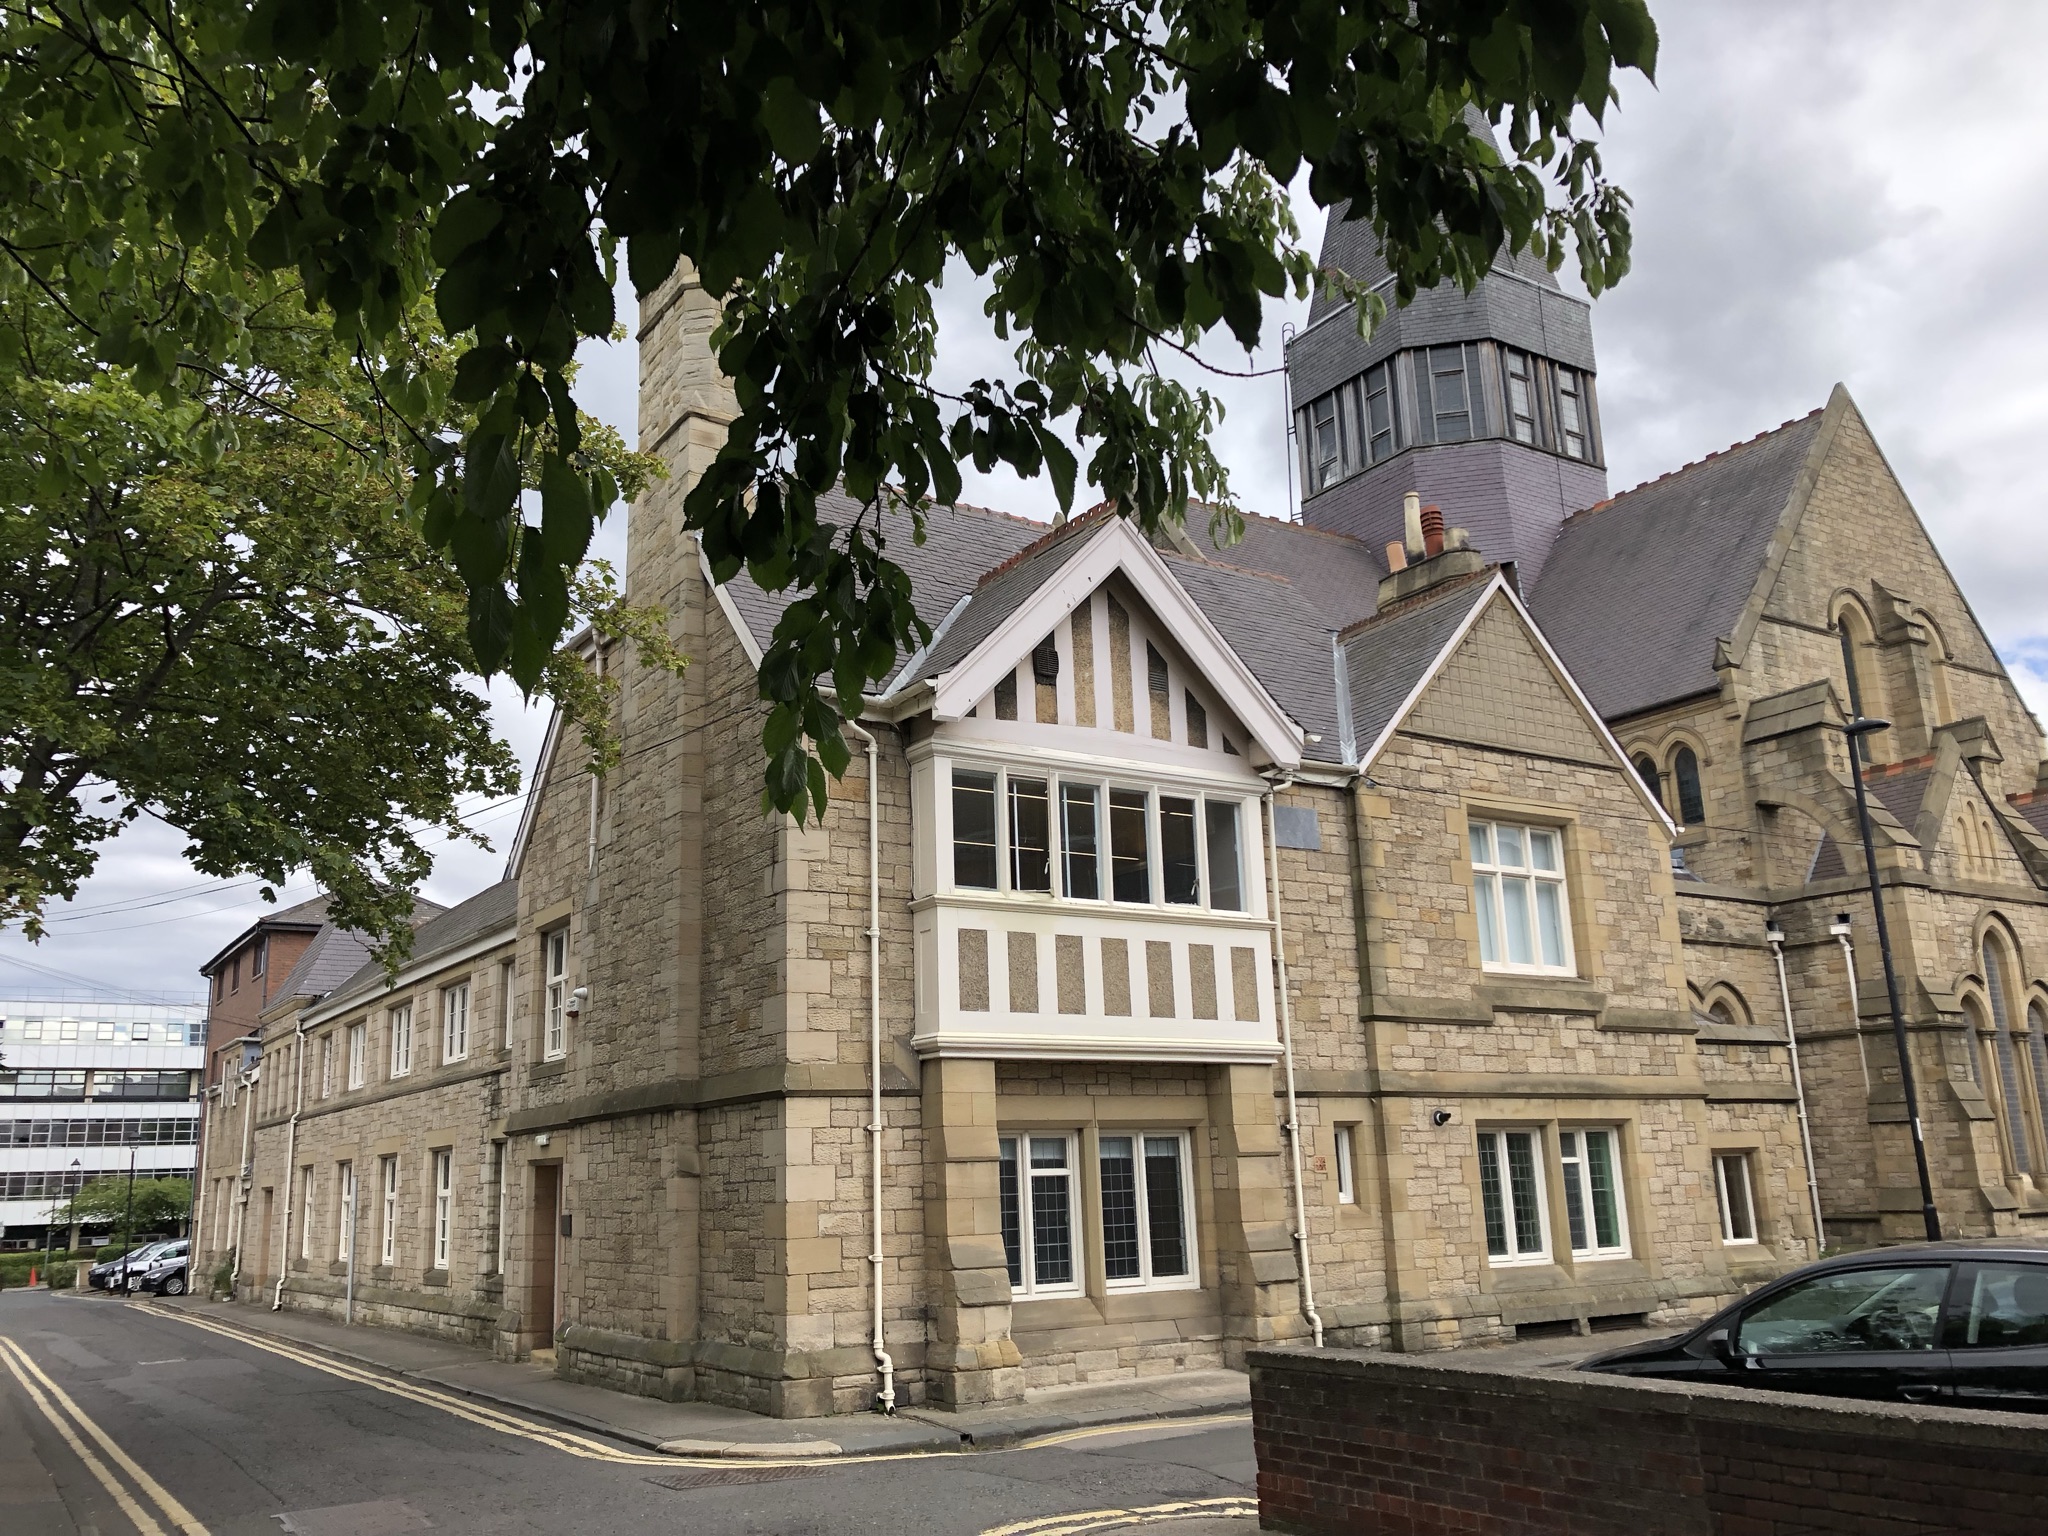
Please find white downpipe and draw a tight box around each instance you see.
[1835,926,1871,1092]
[1263,780,1324,1349]
[1767,930,1827,1254]
[273,1023,308,1309]
[843,720,896,1413]
[228,1058,258,1291]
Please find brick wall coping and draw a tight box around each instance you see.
[1247,1345,2048,1456]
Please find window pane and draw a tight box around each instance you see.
[1110,790,1151,903]
[1144,1136,1189,1278]
[1559,1132,1588,1252]
[1586,1131,1621,1250]
[1535,882,1567,968]
[1205,801,1243,911]
[1061,784,1100,901]
[1099,1136,1140,1280]
[1738,1267,1948,1356]
[1501,878,1535,966]
[1029,1138,1074,1287]
[1529,829,1559,872]
[1718,1154,1755,1243]
[999,1138,1022,1286]
[1673,747,1705,825]
[1478,1135,1508,1257]
[1505,1133,1543,1255]
[1495,824,1525,869]
[1954,1265,2048,1349]
[1474,875,1501,966]
[1160,797,1199,905]
[953,771,999,889]
[1009,777,1052,892]
[1468,822,1493,865]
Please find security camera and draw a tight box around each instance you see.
[1431,1109,1453,1127]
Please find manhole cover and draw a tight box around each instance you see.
[648,1466,830,1490]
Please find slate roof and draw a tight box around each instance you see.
[264,895,450,1005]
[1164,553,1345,750]
[2011,792,2048,842]
[906,511,1109,683]
[1529,409,1827,721]
[324,880,519,1006]
[199,892,335,976]
[1341,574,1498,760]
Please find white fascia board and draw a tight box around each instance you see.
[698,546,767,669]
[503,706,563,883]
[1496,579,1679,837]
[929,518,1304,768]
[300,927,517,1030]
[1352,574,1504,775]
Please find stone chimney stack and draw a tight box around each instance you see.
[1376,499,1488,610]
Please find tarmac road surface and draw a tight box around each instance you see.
[0,1288,1258,1535]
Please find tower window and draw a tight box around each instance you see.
[1556,368,1589,460]
[1423,346,1472,441]
[1308,394,1342,491]
[1362,361,1397,463]
[1502,350,1539,445]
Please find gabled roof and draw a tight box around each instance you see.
[322,880,518,1006]
[1529,404,1831,721]
[199,892,335,977]
[268,923,377,1003]
[1342,572,1500,760]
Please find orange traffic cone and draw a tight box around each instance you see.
[27,1266,37,1287]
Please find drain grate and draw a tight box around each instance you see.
[648,1465,830,1490]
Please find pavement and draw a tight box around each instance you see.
[0,1286,1260,1535]
[135,1289,1250,1457]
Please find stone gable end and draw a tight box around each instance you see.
[1402,595,1611,767]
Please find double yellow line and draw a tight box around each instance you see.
[0,1334,210,1535]
[978,1496,1260,1535]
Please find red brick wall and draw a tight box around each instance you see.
[1250,1347,2048,1535]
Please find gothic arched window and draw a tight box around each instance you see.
[1632,754,1662,806]
[1671,746,1706,827]
[2030,1002,2048,1152]
[1983,934,2037,1177]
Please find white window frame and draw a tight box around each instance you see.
[1557,1127,1630,1260]
[543,930,568,1061]
[388,1003,412,1079]
[499,960,515,1050]
[1714,1151,1759,1246]
[443,982,470,1064]
[299,1165,315,1260]
[999,1132,1084,1299]
[319,1034,334,1099]
[336,1162,354,1263]
[432,1150,453,1271]
[379,1155,399,1266]
[1469,819,1576,976]
[1476,1128,1551,1267]
[491,1140,508,1276]
[1334,1124,1356,1205]
[943,759,1250,914]
[1097,1129,1199,1293]
[345,1023,366,1089]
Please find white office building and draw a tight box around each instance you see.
[0,998,205,1247]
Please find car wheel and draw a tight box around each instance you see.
[162,1274,186,1296]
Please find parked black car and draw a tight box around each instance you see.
[1582,1244,2048,1412]
[87,1239,172,1292]
[127,1241,189,1296]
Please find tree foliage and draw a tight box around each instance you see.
[0,277,662,952]
[0,0,1655,817]
[57,1174,191,1233]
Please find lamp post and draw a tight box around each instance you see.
[119,1144,139,1290]
[1843,715,1941,1242]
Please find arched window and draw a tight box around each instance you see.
[1670,745,1705,827]
[2030,1002,2048,1151]
[1917,611,1955,729]
[1983,935,2034,1176]
[1834,599,1887,760]
[1632,754,1662,806]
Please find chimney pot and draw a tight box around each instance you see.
[1403,491,1424,558]
[1384,541,1407,573]
[1421,503,1445,558]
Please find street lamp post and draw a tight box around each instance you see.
[119,1144,139,1289]
[1844,715,1941,1242]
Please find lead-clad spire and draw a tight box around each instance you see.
[1286,115,1608,584]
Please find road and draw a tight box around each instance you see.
[0,1289,1257,1535]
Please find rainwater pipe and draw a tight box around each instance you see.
[1831,912,1871,1092]
[273,1020,309,1308]
[1765,922,1827,1254]
[841,718,896,1413]
[1262,775,1324,1349]
[228,1046,259,1292]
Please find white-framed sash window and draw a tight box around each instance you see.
[336,1162,354,1262]
[1477,1129,1550,1265]
[319,1034,334,1099]
[346,1023,366,1089]
[388,1003,413,1078]
[432,1150,453,1271]
[500,961,515,1049]
[379,1155,399,1266]
[1715,1151,1758,1245]
[543,930,568,1061]
[1098,1131,1196,1291]
[1469,820,1573,975]
[948,760,1247,913]
[299,1165,315,1260]
[443,982,470,1064]
[1558,1128,1629,1258]
[490,1140,508,1276]
[999,1134,1082,1297]
[1334,1124,1357,1205]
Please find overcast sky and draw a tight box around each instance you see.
[8,1,2046,1001]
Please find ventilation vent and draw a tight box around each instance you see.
[1512,1319,1579,1342]
[1589,1313,1648,1334]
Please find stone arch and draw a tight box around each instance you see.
[1627,745,1665,811]
[1915,608,1957,729]
[1698,981,1758,1033]
[1831,592,1891,762]
[1973,915,2044,1180]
